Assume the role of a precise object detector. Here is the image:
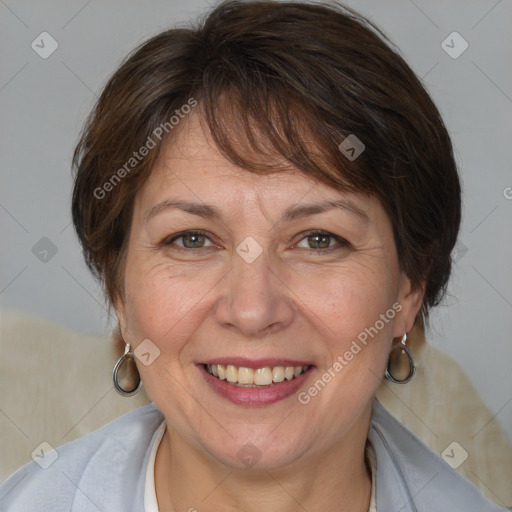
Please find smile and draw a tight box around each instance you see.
[204,364,310,387]
[199,361,315,406]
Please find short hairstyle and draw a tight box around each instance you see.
[72,0,461,323]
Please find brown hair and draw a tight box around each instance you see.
[72,0,461,323]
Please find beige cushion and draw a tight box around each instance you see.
[0,310,510,507]
[376,322,512,507]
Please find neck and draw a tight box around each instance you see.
[155,407,373,512]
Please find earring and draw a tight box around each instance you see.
[385,333,415,384]
[113,343,142,396]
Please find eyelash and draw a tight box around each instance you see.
[161,229,350,253]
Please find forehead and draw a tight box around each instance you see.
[127,111,396,250]
[137,110,370,212]
[125,111,398,248]
[154,111,312,186]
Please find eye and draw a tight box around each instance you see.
[160,229,349,253]
[163,230,215,250]
[295,230,350,251]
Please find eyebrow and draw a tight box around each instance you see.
[145,198,369,224]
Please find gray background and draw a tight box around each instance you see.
[1,0,511,441]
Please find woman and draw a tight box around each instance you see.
[0,1,507,511]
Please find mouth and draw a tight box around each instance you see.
[204,363,310,387]
[198,360,316,406]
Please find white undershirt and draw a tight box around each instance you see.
[144,420,166,512]
[144,422,377,512]
[367,441,378,512]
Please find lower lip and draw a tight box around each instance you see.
[198,364,315,406]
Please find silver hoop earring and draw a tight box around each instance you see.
[385,333,415,384]
[113,344,142,396]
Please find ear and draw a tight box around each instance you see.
[393,273,424,338]
[112,293,128,341]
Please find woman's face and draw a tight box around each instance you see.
[116,111,422,470]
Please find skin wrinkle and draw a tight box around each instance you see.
[115,111,423,512]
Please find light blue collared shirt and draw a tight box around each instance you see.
[0,400,508,511]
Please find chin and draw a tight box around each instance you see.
[199,429,311,472]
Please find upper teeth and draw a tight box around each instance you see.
[206,364,308,386]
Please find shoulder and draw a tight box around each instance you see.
[369,399,507,511]
[0,403,164,512]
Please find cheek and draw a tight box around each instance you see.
[292,264,398,415]
[121,258,221,351]
[292,262,398,404]
[120,260,214,407]
[295,261,399,342]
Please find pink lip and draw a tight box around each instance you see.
[201,357,314,369]
[197,364,316,407]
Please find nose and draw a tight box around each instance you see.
[214,246,295,338]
